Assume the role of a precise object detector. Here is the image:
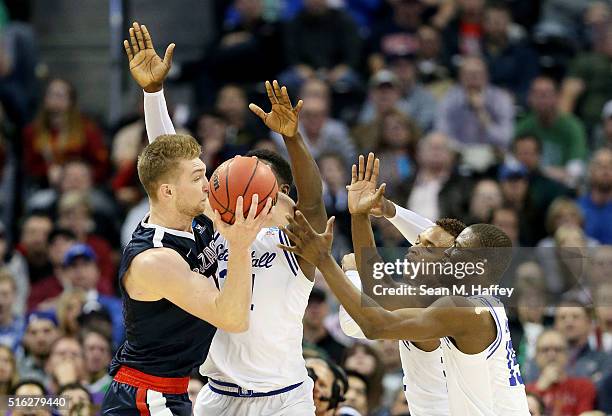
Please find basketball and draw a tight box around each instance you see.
[208,155,279,224]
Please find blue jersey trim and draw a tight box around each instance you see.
[278,232,298,276]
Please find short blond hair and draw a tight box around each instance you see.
[0,268,16,292]
[137,134,202,200]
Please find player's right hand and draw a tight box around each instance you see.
[347,153,386,215]
[213,195,273,250]
[124,21,175,93]
[279,212,335,267]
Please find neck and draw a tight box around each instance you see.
[537,110,557,125]
[303,325,327,344]
[569,337,588,351]
[149,203,193,232]
[591,188,612,205]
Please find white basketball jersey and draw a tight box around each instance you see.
[200,227,313,392]
[440,296,530,416]
[399,341,449,416]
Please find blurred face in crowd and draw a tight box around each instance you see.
[514,137,540,171]
[526,394,543,416]
[216,86,247,121]
[61,161,93,193]
[459,0,485,15]
[491,208,519,245]
[484,7,510,40]
[305,358,334,415]
[500,177,528,206]
[46,337,85,380]
[392,0,424,26]
[518,289,546,324]
[344,345,377,377]
[418,26,441,59]
[390,57,417,88]
[234,0,262,21]
[65,258,100,291]
[371,84,401,114]
[24,318,59,358]
[0,278,15,322]
[535,330,568,370]
[594,282,612,332]
[390,387,410,415]
[417,133,453,172]
[83,331,111,376]
[549,202,583,233]
[344,374,368,415]
[60,386,92,416]
[58,291,85,335]
[555,305,592,346]
[58,200,93,238]
[20,216,53,258]
[378,340,401,370]
[589,149,612,192]
[470,179,503,222]
[382,113,412,149]
[318,154,346,192]
[13,383,50,416]
[460,57,488,92]
[300,79,330,103]
[301,98,328,139]
[590,246,612,287]
[304,294,329,331]
[44,79,73,115]
[48,234,76,268]
[529,78,558,118]
[0,346,15,383]
[197,114,226,145]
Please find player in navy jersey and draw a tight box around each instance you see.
[100,23,273,416]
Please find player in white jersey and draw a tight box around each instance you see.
[126,27,326,414]
[278,153,530,416]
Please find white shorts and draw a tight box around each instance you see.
[193,377,315,416]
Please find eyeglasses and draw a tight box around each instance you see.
[537,345,566,354]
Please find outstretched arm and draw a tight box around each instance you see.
[250,81,327,279]
[124,21,176,141]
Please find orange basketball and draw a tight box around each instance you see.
[208,155,278,224]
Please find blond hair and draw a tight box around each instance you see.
[137,134,202,201]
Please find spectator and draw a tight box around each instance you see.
[0,344,17,395]
[366,0,424,74]
[273,95,356,168]
[592,99,612,151]
[22,78,109,188]
[598,371,612,414]
[435,56,515,150]
[318,152,350,239]
[81,328,112,406]
[59,244,123,347]
[354,70,421,152]
[17,311,60,383]
[303,287,347,364]
[282,0,361,92]
[57,192,116,294]
[54,290,87,338]
[415,25,453,97]
[588,245,612,293]
[578,149,612,244]
[554,299,609,382]
[0,269,24,352]
[377,339,403,406]
[196,110,244,173]
[560,26,612,131]
[44,336,85,393]
[481,3,539,105]
[516,77,587,187]
[343,369,369,416]
[215,84,267,146]
[16,213,53,284]
[343,343,385,413]
[11,379,51,416]
[512,134,574,210]
[526,392,545,416]
[526,329,597,416]
[0,221,28,315]
[58,382,94,416]
[305,357,337,416]
[467,179,503,224]
[490,206,520,246]
[405,132,472,221]
[591,281,612,353]
[28,228,77,312]
[442,0,487,61]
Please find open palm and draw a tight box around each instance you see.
[347,153,386,215]
[124,22,174,92]
[249,80,303,137]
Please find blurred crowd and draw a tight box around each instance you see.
[0,0,611,415]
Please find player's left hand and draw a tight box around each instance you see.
[279,211,335,267]
[249,80,303,138]
[347,153,387,215]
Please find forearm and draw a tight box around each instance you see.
[216,244,253,332]
[284,132,326,229]
[144,89,175,142]
[386,202,434,245]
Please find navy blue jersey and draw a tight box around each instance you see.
[109,214,219,378]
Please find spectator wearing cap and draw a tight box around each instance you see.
[577,148,612,244]
[481,3,539,106]
[435,56,514,150]
[0,270,24,352]
[361,58,437,133]
[354,70,421,152]
[81,328,112,406]
[593,99,612,151]
[272,94,356,168]
[303,287,347,364]
[17,311,60,383]
[0,221,29,316]
[60,244,124,346]
[515,77,588,188]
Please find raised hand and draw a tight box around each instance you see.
[279,211,335,267]
[213,195,274,249]
[249,80,303,138]
[347,153,386,215]
[124,21,175,93]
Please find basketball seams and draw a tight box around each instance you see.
[231,159,260,223]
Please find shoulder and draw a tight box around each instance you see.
[131,247,185,273]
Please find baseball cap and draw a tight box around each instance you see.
[602,100,612,119]
[26,310,58,327]
[63,243,96,267]
[498,163,529,181]
[369,70,400,89]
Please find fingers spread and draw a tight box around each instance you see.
[277,243,298,254]
[273,80,284,104]
[358,155,365,181]
[129,27,139,54]
[351,164,357,185]
[265,80,278,105]
[163,43,175,67]
[371,157,380,184]
[249,103,267,120]
[134,22,146,50]
[325,216,335,234]
[295,99,304,114]
[365,152,375,181]
[141,25,154,49]
[234,196,244,221]
[123,40,134,61]
[246,194,259,221]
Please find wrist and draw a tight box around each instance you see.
[318,253,336,269]
[144,83,163,93]
[383,199,396,218]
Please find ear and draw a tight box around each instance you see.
[279,184,291,195]
[159,184,173,199]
